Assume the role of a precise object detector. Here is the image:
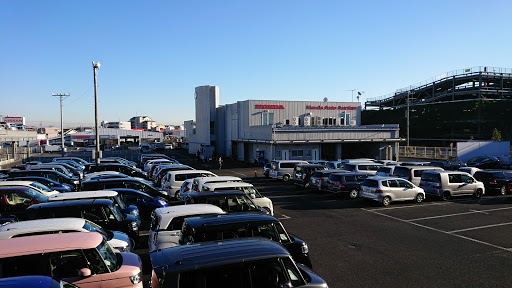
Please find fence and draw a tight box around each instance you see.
[399,146,457,160]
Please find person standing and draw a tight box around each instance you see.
[218,156,223,170]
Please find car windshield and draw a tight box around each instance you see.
[114,195,126,209]
[29,182,52,192]
[24,187,49,202]
[244,187,263,198]
[96,239,118,271]
[83,219,112,240]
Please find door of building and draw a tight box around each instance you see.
[312,149,320,161]
[282,150,289,160]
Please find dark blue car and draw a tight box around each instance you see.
[108,188,168,220]
[7,176,73,192]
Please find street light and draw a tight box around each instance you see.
[92,61,101,165]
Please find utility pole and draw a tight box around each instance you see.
[52,93,70,157]
[92,61,101,165]
[346,89,356,102]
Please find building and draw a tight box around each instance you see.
[69,128,163,147]
[186,86,401,163]
[129,116,154,130]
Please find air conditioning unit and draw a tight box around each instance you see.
[304,116,311,126]
[350,120,356,126]
[315,116,323,126]
[292,117,299,126]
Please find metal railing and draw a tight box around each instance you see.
[399,146,457,160]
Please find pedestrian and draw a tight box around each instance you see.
[218,156,223,170]
[196,150,200,162]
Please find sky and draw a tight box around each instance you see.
[1,0,511,128]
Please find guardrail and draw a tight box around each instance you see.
[399,146,457,160]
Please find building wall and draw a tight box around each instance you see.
[194,86,219,148]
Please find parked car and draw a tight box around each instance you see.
[308,169,346,191]
[177,179,194,201]
[140,142,152,153]
[263,163,272,178]
[26,164,75,178]
[7,170,80,191]
[360,176,426,206]
[144,158,178,173]
[27,199,139,246]
[81,177,169,199]
[458,167,481,176]
[269,160,309,182]
[140,154,176,168]
[0,232,144,287]
[0,217,132,252]
[183,190,268,214]
[326,172,372,198]
[292,164,328,189]
[161,170,216,199]
[52,157,90,167]
[200,182,274,215]
[0,276,78,288]
[148,204,225,252]
[376,165,396,176]
[473,170,512,195]
[0,180,60,196]
[0,186,48,219]
[429,160,466,170]
[466,156,501,169]
[190,176,242,193]
[83,171,131,182]
[179,213,312,268]
[342,162,382,175]
[392,165,444,186]
[152,164,195,187]
[326,161,344,170]
[108,188,169,220]
[88,163,147,179]
[420,171,485,200]
[150,238,328,288]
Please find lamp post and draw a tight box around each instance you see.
[92,61,101,165]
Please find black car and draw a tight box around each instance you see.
[429,160,466,170]
[81,177,169,200]
[26,198,139,246]
[6,176,74,192]
[7,170,80,191]
[0,186,48,220]
[326,172,372,198]
[473,170,512,195]
[108,188,169,220]
[180,213,312,268]
[466,156,501,169]
[88,163,147,179]
[140,154,176,168]
[293,164,328,189]
[184,190,268,214]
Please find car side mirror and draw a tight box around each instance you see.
[78,268,92,277]
[280,282,293,288]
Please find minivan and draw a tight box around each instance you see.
[160,170,216,199]
[269,160,309,182]
[326,172,372,198]
[309,169,346,191]
[343,162,382,175]
[150,238,328,288]
[392,165,444,186]
[190,176,243,193]
[420,171,485,200]
[0,232,144,287]
[292,164,328,189]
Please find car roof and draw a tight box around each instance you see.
[185,213,278,228]
[0,218,86,237]
[108,188,153,197]
[0,232,102,258]
[332,172,372,176]
[28,198,113,209]
[365,176,406,181]
[203,182,253,189]
[82,177,142,184]
[0,186,29,192]
[295,164,327,168]
[155,204,225,226]
[196,176,242,182]
[0,181,35,186]
[187,190,246,198]
[167,169,210,175]
[48,190,117,201]
[395,165,441,169]
[150,238,289,271]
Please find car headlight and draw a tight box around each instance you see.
[158,199,167,206]
[73,180,80,184]
[130,271,143,284]
[130,222,138,231]
[131,210,139,216]
[301,244,309,254]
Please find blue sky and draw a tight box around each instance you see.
[1,0,510,127]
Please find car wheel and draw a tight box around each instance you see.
[415,193,424,203]
[129,237,136,250]
[304,182,310,188]
[442,191,451,201]
[474,189,483,199]
[382,196,391,206]
[283,175,290,182]
[174,191,180,200]
[500,185,507,195]
[349,189,359,199]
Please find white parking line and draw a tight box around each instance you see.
[362,208,512,252]
[365,202,450,211]
[469,209,489,215]
[408,207,512,222]
[448,222,512,234]
[278,214,291,220]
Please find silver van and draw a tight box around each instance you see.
[269,160,308,182]
[343,162,382,175]
[392,165,444,186]
[420,171,485,200]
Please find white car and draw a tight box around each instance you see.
[360,176,425,206]
[0,181,60,196]
[148,204,225,252]
[160,170,216,199]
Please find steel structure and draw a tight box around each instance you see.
[366,66,512,109]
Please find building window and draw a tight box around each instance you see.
[306,150,311,157]
[291,150,303,157]
[210,122,215,134]
[276,150,282,158]
[262,111,274,126]
[285,119,289,125]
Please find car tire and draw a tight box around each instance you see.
[500,185,507,195]
[283,175,290,182]
[474,189,483,199]
[174,191,180,200]
[349,189,359,199]
[382,196,391,206]
[442,191,451,201]
[415,193,424,203]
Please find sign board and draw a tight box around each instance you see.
[3,117,25,124]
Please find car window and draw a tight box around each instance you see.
[448,174,462,183]
[461,174,473,183]
[4,191,32,206]
[388,180,400,187]
[344,175,356,182]
[0,253,49,278]
[82,207,105,221]
[397,180,412,188]
[50,250,89,278]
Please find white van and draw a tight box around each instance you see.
[0,217,131,252]
[148,204,225,252]
[191,176,243,193]
[160,170,217,199]
[392,165,444,186]
[201,182,274,215]
[269,160,309,181]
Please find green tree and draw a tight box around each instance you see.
[491,128,502,141]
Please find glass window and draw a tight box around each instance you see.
[281,257,306,287]
[49,250,89,278]
[461,174,473,183]
[23,187,48,202]
[94,239,118,271]
[387,180,400,187]
[82,207,105,222]
[448,174,462,183]
[397,180,412,188]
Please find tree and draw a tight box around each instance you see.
[491,128,502,141]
